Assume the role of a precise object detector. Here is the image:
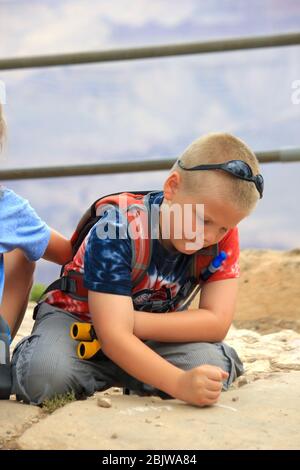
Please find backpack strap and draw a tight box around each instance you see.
[94,191,154,287]
[69,190,153,265]
[192,243,219,280]
[170,243,219,312]
[37,270,86,301]
[129,192,153,288]
[36,191,156,311]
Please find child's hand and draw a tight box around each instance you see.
[174,365,229,407]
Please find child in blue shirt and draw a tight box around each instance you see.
[0,103,72,397]
[0,187,72,337]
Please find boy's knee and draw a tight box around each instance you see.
[12,336,74,405]
[192,342,244,389]
[165,341,244,389]
[172,341,226,369]
[18,364,70,405]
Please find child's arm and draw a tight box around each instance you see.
[42,229,72,265]
[133,228,240,344]
[0,249,35,338]
[0,229,72,338]
[133,278,238,343]
[89,290,228,407]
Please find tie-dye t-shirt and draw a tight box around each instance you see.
[45,191,240,321]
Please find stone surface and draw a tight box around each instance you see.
[16,372,300,450]
[226,327,300,385]
[0,400,42,449]
[4,248,300,450]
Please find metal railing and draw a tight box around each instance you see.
[1,31,299,180]
[0,148,299,181]
[0,32,299,71]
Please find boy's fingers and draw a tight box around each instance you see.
[201,396,220,406]
[203,366,229,382]
[221,370,229,380]
[206,379,223,392]
[205,390,222,400]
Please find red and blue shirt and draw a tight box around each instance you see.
[45,191,240,321]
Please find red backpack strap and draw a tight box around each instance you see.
[95,191,153,288]
[38,191,155,310]
[70,190,153,260]
[192,243,219,280]
[128,194,153,288]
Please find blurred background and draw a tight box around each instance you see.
[0,0,299,284]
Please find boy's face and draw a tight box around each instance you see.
[161,171,249,254]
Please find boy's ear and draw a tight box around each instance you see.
[163,171,181,202]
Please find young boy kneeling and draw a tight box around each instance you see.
[12,132,263,407]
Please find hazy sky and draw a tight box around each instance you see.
[0,0,299,283]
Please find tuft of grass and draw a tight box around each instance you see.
[30,283,46,302]
[42,391,76,413]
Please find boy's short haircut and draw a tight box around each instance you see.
[0,103,6,149]
[173,132,261,213]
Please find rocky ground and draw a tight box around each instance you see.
[1,248,300,450]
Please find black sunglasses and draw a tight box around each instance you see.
[177,159,264,199]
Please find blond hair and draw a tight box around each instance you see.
[173,132,261,212]
[0,103,6,150]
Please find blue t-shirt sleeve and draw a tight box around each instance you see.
[0,188,51,261]
[0,256,4,303]
[83,208,133,296]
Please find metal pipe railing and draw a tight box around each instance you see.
[0,32,299,71]
[0,148,299,181]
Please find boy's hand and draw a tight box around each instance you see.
[174,365,229,407]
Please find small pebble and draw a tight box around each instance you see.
[145,418,152,424]
[232,396,239,402]
[97,397,112,408]
[237,377,248,387]
[111,433,118,439]
[150,397,162,403]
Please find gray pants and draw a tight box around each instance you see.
[12,302,244,405]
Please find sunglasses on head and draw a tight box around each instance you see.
[177,159,264,199]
